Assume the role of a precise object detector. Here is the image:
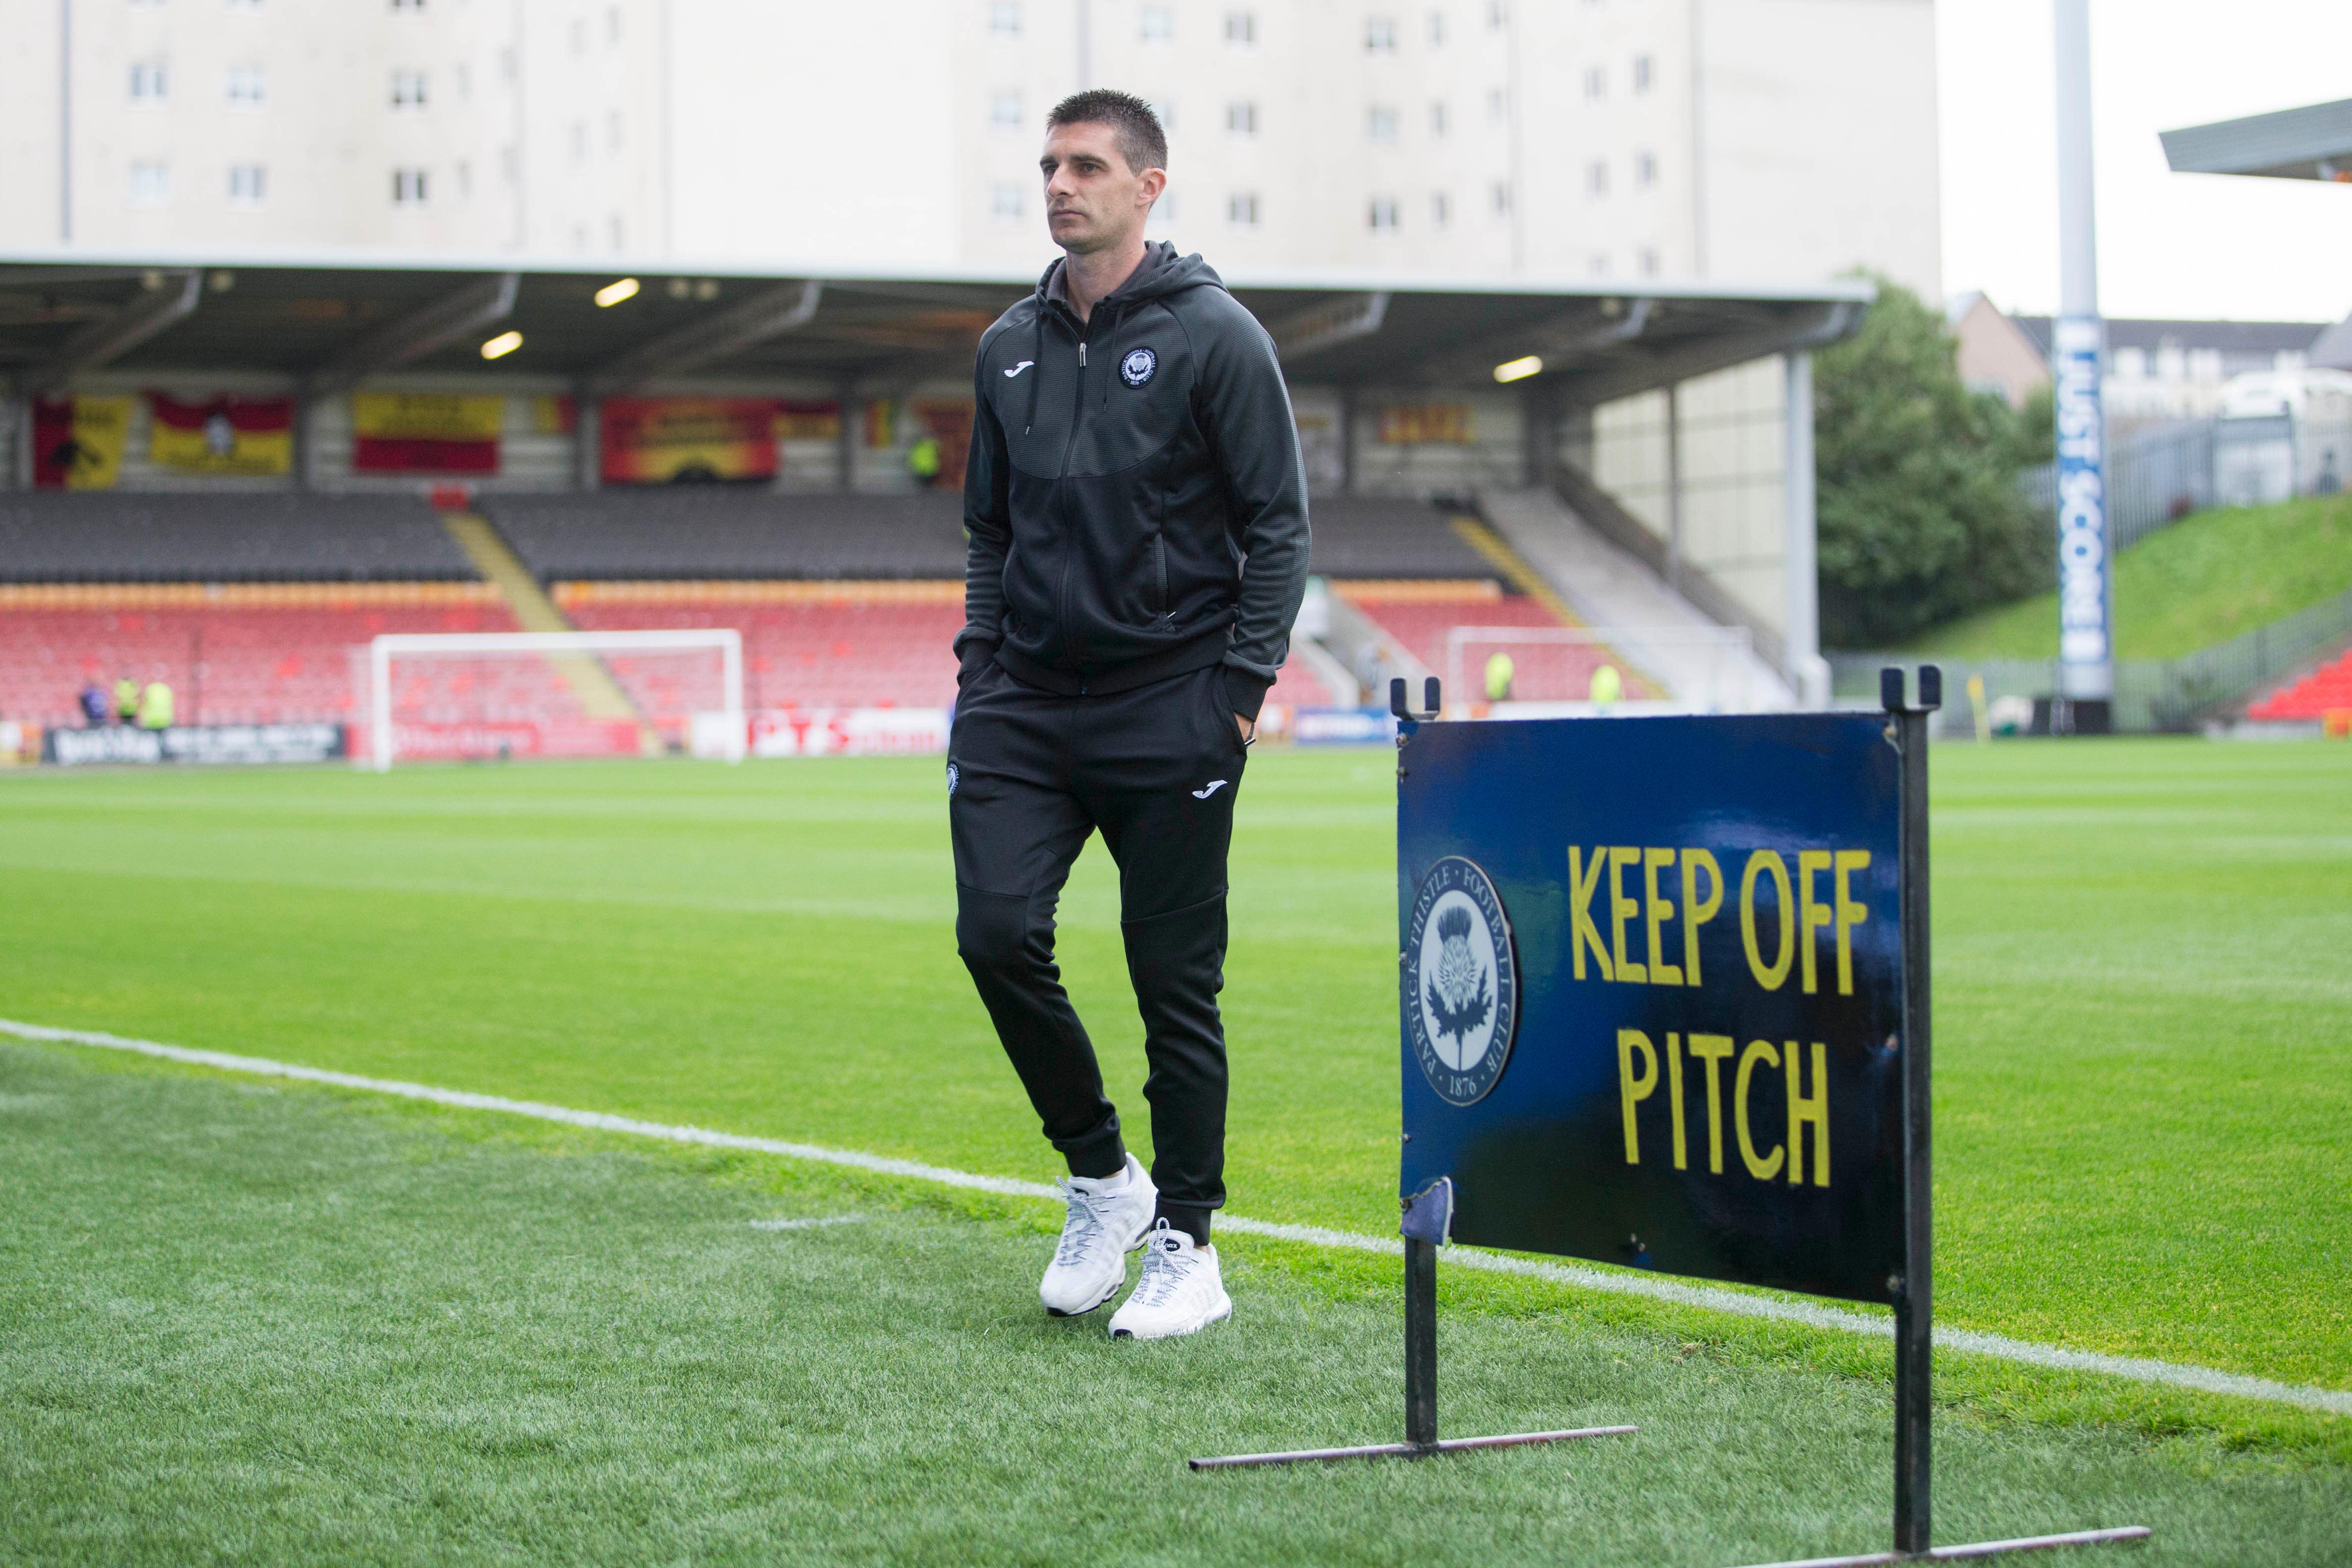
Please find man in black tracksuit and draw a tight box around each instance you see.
[949,91,1309,1339]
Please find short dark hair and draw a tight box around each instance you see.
[1045,90,1168,175]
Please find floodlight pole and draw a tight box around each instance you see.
[2052,0,2114,720]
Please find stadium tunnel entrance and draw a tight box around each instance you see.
[0,255,1870,743]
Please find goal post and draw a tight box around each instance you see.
[365,629,744,771]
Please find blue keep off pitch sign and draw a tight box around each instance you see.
[1398,713,1906,1306]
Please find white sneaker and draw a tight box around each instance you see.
[1039,1154,1157,1317]
[1107,1220,1232,1340]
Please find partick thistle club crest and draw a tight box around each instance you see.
[1404,856,1519,1106]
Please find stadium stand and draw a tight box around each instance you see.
[0,584,523,728]
[2245,648,2352,725]
[1305,498,1499,580]
[558,579,1340,716]
[482,492,968,582]
[556,581,965,711]
[1336,580,1635,702]
[0,494,477,583]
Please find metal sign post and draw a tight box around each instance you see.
[1737,671,2146,1568]
[1192,678,1639,1472]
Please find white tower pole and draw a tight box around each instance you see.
[2052,0,2113,709]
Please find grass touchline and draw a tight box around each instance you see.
[13,1011,2344,1419]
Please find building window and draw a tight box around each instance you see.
[989,0,1020,36]
[1584,66,1605,100]
[569,17,587,53]
[570,122,588,162]
[1486,88,1506,123]
[1149,99,1176,132]
[1487,0,1506,27]
[1228,191,1260,228]
[1430,190,1450,227]
[1367,197,1400,232]
[1639,247,1660,277]
[1149,192,1177,226]
[392,167,429,206]
[1636,151,1657,187]
[609,214,625,251]
[128,161,170,207]
[1140,6,1173,42]
[990,91,1023,129]
[391,70,428,109]
[1428,10,1445,44]
[1365,15,1396,51]
[1633,53,1653,92]
[227,163,266,206]
[607,110,623,151]
[226,65,266,106]
[1224,10,1256,43]
[607,5,622,43]
[1429,101,1448,136]
[1586,160,1608,196]
[130,60,169,101]
[454,62,471,101]
[1589,253,1611,278]
[500,145,519,182]
[390,0,425,10]
[1367,105,1398,143]
[992,183,1024,223]
[1490,181,1511,216]
[456,159,471,199]
[1227,101,1258,135]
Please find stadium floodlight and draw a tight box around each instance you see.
[365,628,744,771]
[1491,354,1542,383]
[594,277,641,307]
[479,329,524,360]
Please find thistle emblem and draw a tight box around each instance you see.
[1426,905,1493,1045]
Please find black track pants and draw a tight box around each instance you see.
[948,660,1247,1243]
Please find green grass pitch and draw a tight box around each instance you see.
[1,740,2346,1563]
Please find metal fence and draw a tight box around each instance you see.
[2020,415,2352,555]
[1831,588,2352,733]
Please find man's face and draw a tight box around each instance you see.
[1040,121,1166,255]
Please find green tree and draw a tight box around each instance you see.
[1814,278,2049,647]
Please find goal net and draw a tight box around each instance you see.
[360,629,744,770]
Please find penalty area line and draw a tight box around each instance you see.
[5,1013,2346,1420]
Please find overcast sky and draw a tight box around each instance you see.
[1937,0,2352,323]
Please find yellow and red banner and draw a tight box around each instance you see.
[777,399,843,441]
[31,395,133,489]
[600,397,778,484]
[149,393,295,475]
[351,393,505,475]
[1376,404,1476,445]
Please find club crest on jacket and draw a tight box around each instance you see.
[1120,347,1158,387]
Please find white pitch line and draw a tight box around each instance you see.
[5,1014,2346,1419]
[750,1215,862,1231]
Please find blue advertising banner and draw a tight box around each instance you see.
[1398,713,1907,1305]
[2052,315,2112,696]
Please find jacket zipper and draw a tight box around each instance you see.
[1055,320,1088,678]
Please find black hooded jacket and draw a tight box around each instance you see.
[955,243,1310,719]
